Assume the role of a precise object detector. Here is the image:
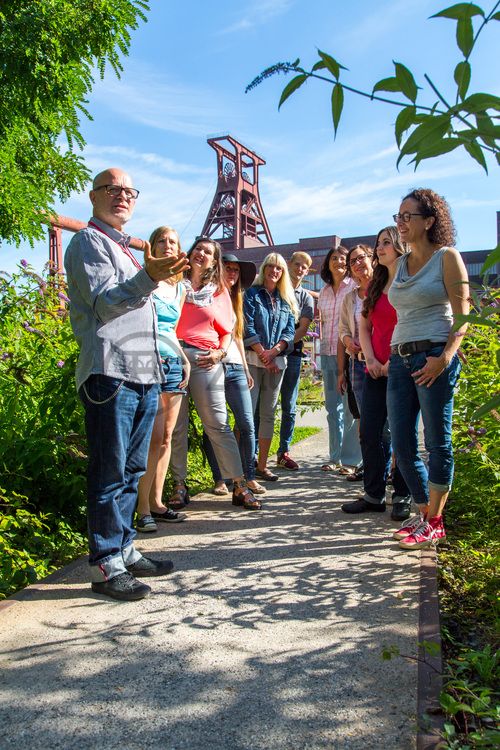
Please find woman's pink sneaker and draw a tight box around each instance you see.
[398,516,446,549]
[392,514,424,541]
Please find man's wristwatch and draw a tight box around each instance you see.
[274,343,282,354]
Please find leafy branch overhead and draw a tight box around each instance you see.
[0,0,150,246]
[246,2,500,174]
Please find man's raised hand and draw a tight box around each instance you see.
[143,241,190,282]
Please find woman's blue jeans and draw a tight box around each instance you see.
[203,363,256,482]
[387,346,461,505]
[278,353,302,455]
[79,374,159,582]
[321,354,361,466]
[360,373,409,505]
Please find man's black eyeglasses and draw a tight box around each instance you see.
[94,185,140,200]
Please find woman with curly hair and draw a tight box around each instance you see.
[388,188,469,549]
[317,245,361,472]
[341,227,411,520]
[244,253,298,481]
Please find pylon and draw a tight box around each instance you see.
[200,135,273,252]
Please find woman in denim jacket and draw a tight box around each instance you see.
[244,253,298,481]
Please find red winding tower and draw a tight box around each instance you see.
[200,135,273,252]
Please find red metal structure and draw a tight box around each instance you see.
[47,214,147,274]
[200,135,273,252]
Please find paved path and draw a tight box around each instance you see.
[0,418,421,749]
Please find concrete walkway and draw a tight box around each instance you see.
[0,416,422,749]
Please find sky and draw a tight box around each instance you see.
[4,0,499,274]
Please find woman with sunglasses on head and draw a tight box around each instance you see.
[202,254,266,496]
[318,245,361,473]
[169,237,261,511]
[135,226,190,533]
[341,227,411,520]
[337,244,374,479]
[243,253,298,482]
[387,189,469,549]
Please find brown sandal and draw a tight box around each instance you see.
[169,485,190,510]
[232,481,262,510]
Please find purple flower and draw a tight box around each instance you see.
[58,291,70,303]
[22,321,43,336]
[20,259,28,268]
[56,360,65,368]
[1,351,12,360]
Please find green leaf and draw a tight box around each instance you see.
[463,140,488,172]
[412,137,463,166]
[481,243,500,273]
[454,60,471,100]
[456,16,474,56]
[331,83,344,136]
[397,114,451,166]
[460,92,500,113]
[318,50,347,80]
[472,393,500,420]
[312,60,326,72]
[278,74,308,109]
[431,3,484,20]
[394,106,417,147]
[373,76,401,95]
[394,61,418,102]
[491,11,500,19]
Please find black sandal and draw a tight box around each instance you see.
[169,485,190,510]
[232,480,262,510]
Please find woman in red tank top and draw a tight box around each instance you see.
[341,226,411,520]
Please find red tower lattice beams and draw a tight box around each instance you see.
[200,135,273,252]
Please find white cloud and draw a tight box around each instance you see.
[220,0,294,34]
[90,65,235,137]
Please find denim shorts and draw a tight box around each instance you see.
[160,356,186,394]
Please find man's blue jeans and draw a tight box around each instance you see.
[203,363,256,482]
[79,374,159,582]
[360,373,409,505]
[387,346,461,506]
[278,353,302,455]
[321,354,361,466]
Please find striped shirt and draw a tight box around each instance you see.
[318,278,356,356]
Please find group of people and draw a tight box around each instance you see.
[318,191,468,551]
[65,166,468,602]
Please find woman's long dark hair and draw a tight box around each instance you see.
[362,227,406,318]
[320,245,348,285]
[185,236,225,293]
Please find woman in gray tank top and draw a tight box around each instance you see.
[386,188,469,550]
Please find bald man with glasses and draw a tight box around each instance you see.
[65,167,189,601]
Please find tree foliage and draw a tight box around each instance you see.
[247,2,500,174]
[0,0,149,246]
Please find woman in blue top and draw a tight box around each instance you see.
[388,189,469,550]
[244,253,298,481]
[136,226,190,532]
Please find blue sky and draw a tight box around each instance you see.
[5,0,499,273]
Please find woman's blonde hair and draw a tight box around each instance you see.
[149,225,183,284]
[254,253,299,320]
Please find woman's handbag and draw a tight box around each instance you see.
[344,355,360,420]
